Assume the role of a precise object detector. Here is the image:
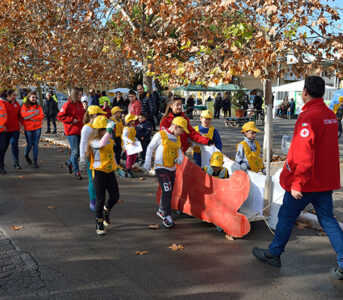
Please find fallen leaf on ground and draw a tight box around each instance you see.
[117,199,124,204]
[295,221,309,230]
[168,244,184,251]
[11,225,23,231]
[17,175,24,178]
[148,224,160,229]
[148,193,153,196]
[136,250,148,255]
[139,177,145,180]
[225,234,234,241]
[58,150,64,153]
[47,206,55,209]
[39,160,45,162]
[317,230,327,236]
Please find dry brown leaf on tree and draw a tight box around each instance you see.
[148,224,160,229]
[168,244,184,251]
[12,225,23,231]
[136,250,148,255]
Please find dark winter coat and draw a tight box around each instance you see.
[139,92,154,119]
[44,98,58,117]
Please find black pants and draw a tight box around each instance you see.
[139,138,150,162]
[214,109,221,118]
[0,131,6,168]
[46,115,56,132]
[223,109,231,118]
[155,168,175,216]
[93,170,119,219]
[113,137,122,165]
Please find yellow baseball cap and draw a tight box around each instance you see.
[111,106,123,114]
[200,110,213,119]
[339,96,343,103]
[92,115,108,129]
[125,114,138,124]
[241,121,261,133]
[210,151,224,167]
[172,116,189,134]
[87,105,107,115]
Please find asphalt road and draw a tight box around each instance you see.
[0,118,343,299]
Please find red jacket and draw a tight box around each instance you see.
[0,100,7,133]
[128,99,142,116]
[4,100,21,132]
[160,112,210,152]
[57,100,85,136]
[102,106,111,118]
[280,98,340,192]
[20,104,44,131]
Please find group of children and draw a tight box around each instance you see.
[81,103,264,234]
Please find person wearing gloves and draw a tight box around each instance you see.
[57,87,85,180]
[79,105,107,211]
[86,115,120,235]
[108,106,124,166]
[144,116,187,228]
[235,121,264,173]
[203,151,229,232]
[122,113,139,178]
[193,110,222,167]
[20,91,44,168]
[160,95,212,153]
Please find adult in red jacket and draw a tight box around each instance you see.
[0,94,8,174]
[253,76,343,280]
[3,89,23,169]
[20,91,44,168]
[159,95,211,152]
[57,87,85,179]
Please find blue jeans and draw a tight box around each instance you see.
[193,152,201,167]
[67,135,80,173]
[5,131,19,161]
[86,159,96,203]
[269,191,343,269]
[24,128,41,159]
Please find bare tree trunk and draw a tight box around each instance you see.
[143,60,153,93]
[36,82,43,107]
[262,78,273,216]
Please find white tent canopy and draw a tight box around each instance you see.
[108,88,131,96]
[272,80,337,115]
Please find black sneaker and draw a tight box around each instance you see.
[96,219,106,235]
[65,161,73,174]
[252,247,281,267]
[0,167,7,174]
[156,208,165,220]
[74,172,82,180]
[25,154,32,165]
[32,159,39,168]
[103,207,110,227]
[162,215,175,228]
[13,160,21,169]
[45,130,51,134]
[52,131,57,134]
[330,267,343,280]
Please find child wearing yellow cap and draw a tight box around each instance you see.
[193,110,222,167]
[235,121,264,172]
[122,113,139,178]
[203,151,229,179]
[80,105,107,211]
[144,116,188,228]
[86,115,120,235]
[109,106,124,166]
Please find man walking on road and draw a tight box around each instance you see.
[252,76,343,280]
